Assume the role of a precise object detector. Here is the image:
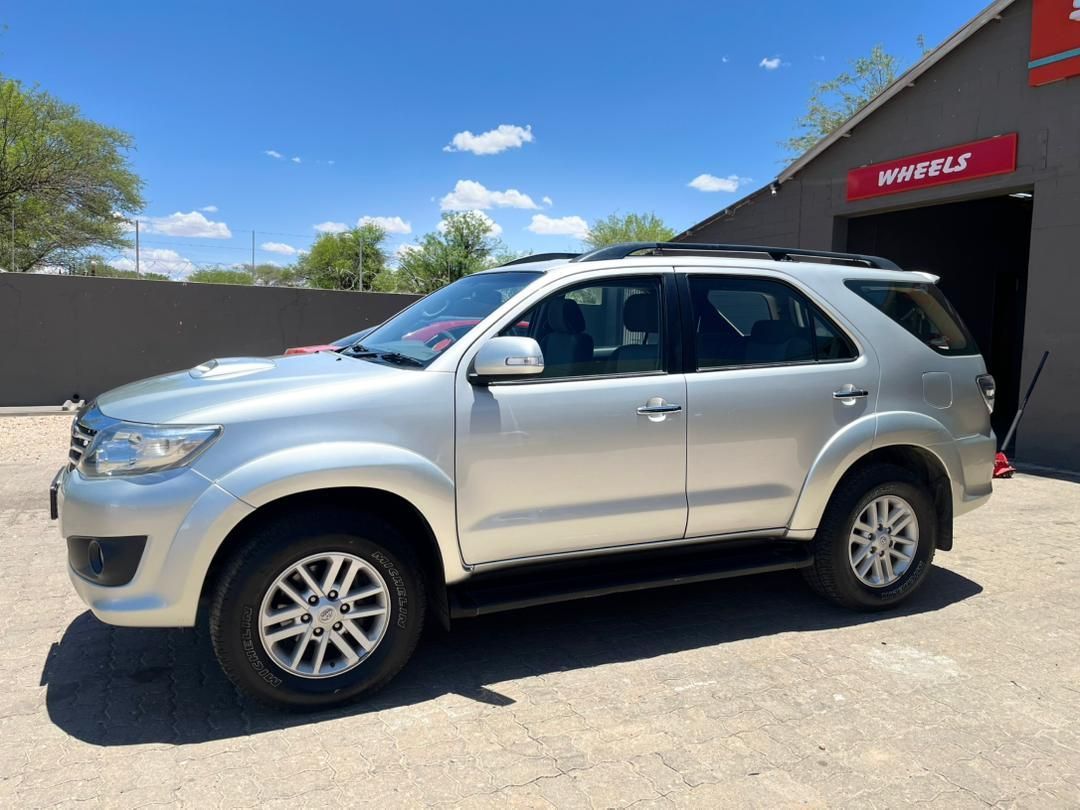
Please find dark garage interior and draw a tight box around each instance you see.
[845,194,1032,438]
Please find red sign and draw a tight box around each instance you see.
[1029,0,1080,87]
[846,134,1018,202]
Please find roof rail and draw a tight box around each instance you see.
[499,252,580,267]
[571,242,902,270]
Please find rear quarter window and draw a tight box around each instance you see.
[845,280,978,356]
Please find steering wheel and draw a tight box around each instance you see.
[424,330,458,352]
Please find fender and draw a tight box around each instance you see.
[151,442,462,627]
[787,413,877,533]
[872,410,965,506]
[788,410,957,533]
[213,441,463,581]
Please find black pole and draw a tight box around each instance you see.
[1000,350,1050,454]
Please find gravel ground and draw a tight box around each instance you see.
[0,415,72,464]
[1,417,1079,808]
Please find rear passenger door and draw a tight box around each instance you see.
[680,272,879,537]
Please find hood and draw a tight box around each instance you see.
[96,352,403,425]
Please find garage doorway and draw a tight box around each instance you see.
[844,193,1032,437]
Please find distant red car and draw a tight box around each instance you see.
[284,327,374,356]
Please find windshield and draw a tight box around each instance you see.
[331,328,373,348]
[346,271,541,365]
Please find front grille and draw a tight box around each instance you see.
[69,420,98,468]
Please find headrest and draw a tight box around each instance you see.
[546,298,586,333]
[623,293,658,333]
[750,320,798,343]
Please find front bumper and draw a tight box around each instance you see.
[56,464,253,627]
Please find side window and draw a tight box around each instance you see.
[845,280,977,356]
[689,276,855,369]
[813,311,856,360]
[504,277,665,378]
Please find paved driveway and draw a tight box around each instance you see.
[1,416,1078,808]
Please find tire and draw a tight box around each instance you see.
[209,508,426,709]
[803,464,937,610]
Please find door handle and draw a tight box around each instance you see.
[637,400,682,415]
[833,387,870,400]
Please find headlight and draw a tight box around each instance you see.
[80,422,222,478]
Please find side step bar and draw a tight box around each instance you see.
[448,540,813,618]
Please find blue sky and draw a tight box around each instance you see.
[2,0,988,276]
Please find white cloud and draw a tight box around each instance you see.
[358,215,412,234]
[438,210,503,237]
[815,55,827,62]
[444,124,534,155]
[114,248,197,280]
[395,243,420,260]
[291,156,301,163]
[721,56,730,64]
[440,179,539,211]
[759,56,782,70]
[542,195,553,207]
[261,241,299,256]
[264,149,284,159]
[688,173,750,193]
[143,210,232,239]
[313,221,348,233]
[527,214,589,241]
[199,204,218,213]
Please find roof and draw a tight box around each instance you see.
[486,254,926,289]
[677,0,1016,240]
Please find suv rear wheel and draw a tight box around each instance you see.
[804,464,936,609]
[209,509,425,708]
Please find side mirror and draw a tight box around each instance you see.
[470,336,545,383]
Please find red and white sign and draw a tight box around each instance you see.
[1029,0,1080,87]
[846,134,1018,202]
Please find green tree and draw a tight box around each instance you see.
[783,44,900,158]
[295,223,387,290]
[251,262,304,287]
[392,211,505,294]
[0,76,143,272]
[583,212,674,250]
[188,267,255,285]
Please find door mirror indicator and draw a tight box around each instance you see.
[470,336,545,383]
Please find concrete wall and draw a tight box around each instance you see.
[677,0,1080,471]
[0,273,419,406]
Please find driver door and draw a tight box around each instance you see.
[455,271,688,565]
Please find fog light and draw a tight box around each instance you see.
[87,539,105,576]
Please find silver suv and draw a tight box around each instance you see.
[52,242,996,708]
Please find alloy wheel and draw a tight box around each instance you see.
[258,552,390,678]
[848,495,920,588]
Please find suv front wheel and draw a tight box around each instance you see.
[804,464,937,609]
[209,509,426,708]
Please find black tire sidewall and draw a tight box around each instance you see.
[822,475,937,609]
[214,524,423,708]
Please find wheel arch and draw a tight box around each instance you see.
[790,413,955,551]
[195,442,465,629]
[200,486,453,630]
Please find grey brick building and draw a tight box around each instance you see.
[676,0,1080,471]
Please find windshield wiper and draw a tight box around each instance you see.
[376,351,424,367]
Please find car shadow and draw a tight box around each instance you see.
[43,566,981,746]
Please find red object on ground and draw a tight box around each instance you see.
[993,452,1017,479]
[846,134,1018,201]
